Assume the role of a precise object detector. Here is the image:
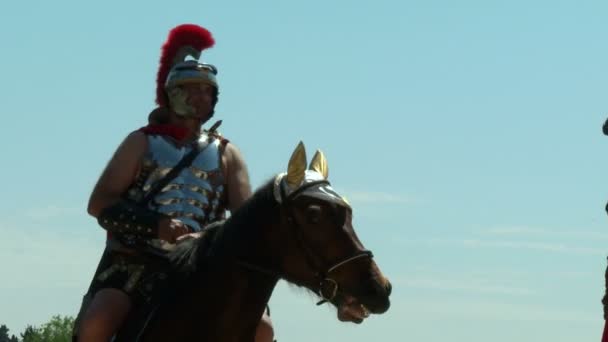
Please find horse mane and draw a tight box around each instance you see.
[169,177,278,275]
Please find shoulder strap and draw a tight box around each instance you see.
[138,120,223,206]
[139,142,205,205]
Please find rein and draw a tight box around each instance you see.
[237,179,373,306]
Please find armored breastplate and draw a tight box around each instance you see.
[128,132,227,232]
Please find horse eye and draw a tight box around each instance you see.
[306,205,322,224]
[333,206,348,226]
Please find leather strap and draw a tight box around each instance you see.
[139,121,222,205]
[139,141,204,205]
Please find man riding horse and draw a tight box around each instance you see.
[73,24,274,342]
[73,23,379,342]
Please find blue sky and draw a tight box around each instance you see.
[0,0,607,341]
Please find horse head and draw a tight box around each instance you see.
[272,141,391,320]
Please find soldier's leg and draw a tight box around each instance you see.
[72,249,113,341]
[77,288,132,342]
[255,310,275,342]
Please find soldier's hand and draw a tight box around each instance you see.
[176,231,203,244]
[158,218,190,243]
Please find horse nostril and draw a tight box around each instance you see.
[372,278,392,297]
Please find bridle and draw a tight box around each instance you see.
[238,179,374,305]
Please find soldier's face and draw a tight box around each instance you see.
[183,83,216,121]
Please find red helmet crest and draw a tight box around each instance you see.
[156,24,215,106]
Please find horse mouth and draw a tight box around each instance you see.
[338,302,371,323]
[336,293,390,323]
[340,279,391,316]
[361,295,391,314]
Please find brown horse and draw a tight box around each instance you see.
[115,142,392,341]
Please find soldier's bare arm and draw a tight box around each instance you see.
[222,142,253,211]
[87,131,187,242]
[87,131,148,217]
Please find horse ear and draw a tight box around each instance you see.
[287,141,307,188]
[309,149,329,179]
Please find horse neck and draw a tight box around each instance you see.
[149,263,278,342]
[193,192,284,339]
[190,263,278,341]
[147,203,284,342]
[215,188,285,273]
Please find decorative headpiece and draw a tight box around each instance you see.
[155,24,218,117]
[273,141,351,208]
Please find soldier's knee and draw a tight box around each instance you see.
[77,290,131,341]
[78,313,115,341]
[255,313,274,342]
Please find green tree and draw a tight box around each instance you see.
[21,325,42,342]
[0,324,19,342]
[20,316,74,342]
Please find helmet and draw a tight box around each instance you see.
[155,24,218,118]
